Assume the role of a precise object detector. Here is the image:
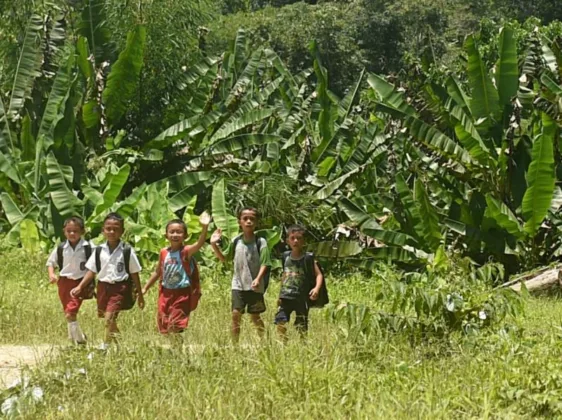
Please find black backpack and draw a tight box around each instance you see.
[232,235,271,292]
[281,251,329,308]
[57,241,92,271]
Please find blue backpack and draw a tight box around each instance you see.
[232,235,271,293]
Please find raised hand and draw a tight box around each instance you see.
[199,211,212,226]
[210,228,222,245]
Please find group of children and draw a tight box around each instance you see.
[46,207,325,348]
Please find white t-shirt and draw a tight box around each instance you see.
[85,242,142,283]
[46,239,95,280]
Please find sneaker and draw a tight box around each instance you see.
[97,342,109,352]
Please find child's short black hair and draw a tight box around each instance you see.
[104,212,125,229]
[287,225,306,236]
[63,216,85,231]
[166,219,187,234]
[238,207,259,219]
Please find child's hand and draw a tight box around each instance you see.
[251,278,261,291]
[199,211,212,226]
[141,287,148,296]
[70,286,82,298]
[210,229,222,245]
[49,274,59,284]
[137,293,145,310]
[309,287,320,301]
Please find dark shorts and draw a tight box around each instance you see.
[97,281,134,317]
[158,287,191,334]
[274,298,309,331]
[232,290,266,314]
[57,277,84,315]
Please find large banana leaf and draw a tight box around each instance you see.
[484,195,524,238]
[465,35,500,124]
[522,113,556,236]
[207,134,281,156]
[146,115,200,150]
[0,95,13,151]
[79,0,112,64]
[495,27,519,109]
[112,184,147,218]
[338,196,381,230]
[0,193,25,225]
[165,171,213,194]
[211,178,239,240]
[359,246,419,264]
[315,166,362,200]
[226,48,264,106]
[414,179,441,250]
[0,152,21,183]
[46,153,79,216]
[38,52,76,151]
[19,219,40,252]
[210,108,274,144]
[395,174,425,242]
[94,164,131,215]
[20,115,35,161]
[367,74,417,116]
[7,14,43,119]
[102,25,146,125]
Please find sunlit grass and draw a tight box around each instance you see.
[3,250,562,418]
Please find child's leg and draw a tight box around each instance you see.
[104,311,119,343]
[249,313,265,337]
[274,299,291,342]
[65,312,86,344]
[294,301,309,338]
[231,310,242,342]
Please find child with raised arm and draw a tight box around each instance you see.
[71,213,144,349]
[142,212,211,334]
[275,225,324,341]
[46,216,94,344]
[210,207,271,343]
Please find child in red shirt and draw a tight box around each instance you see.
[142,212,211,334]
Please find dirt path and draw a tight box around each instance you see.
[0,345,56,388]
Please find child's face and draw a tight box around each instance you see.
[103,219,124,243]
[238,210,258,233]
[287,231,305,252]
[166,223,187,245]
[63,222,83,244]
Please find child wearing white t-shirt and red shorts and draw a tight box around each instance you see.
[71,213,144,349]
[46,216,94,344]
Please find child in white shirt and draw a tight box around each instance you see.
[46,216,93,344]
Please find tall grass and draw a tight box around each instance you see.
[3,250,562,418]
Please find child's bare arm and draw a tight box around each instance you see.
[188,212,211,258]
[130,272,145,309]
[47,265,58,284]
[70,270,95,297]
[142,266,160,295]
[210,229,226,262]
[309,262,324,301]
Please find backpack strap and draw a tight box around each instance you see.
[123,243,131,277]
[57,242,66,269]
[95,246,102,273]
[83,243,92,261]
[159,248,168,280]
[281,251,291,271]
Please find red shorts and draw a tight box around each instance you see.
[58,277,83,315]
[157,287,191,334]
[97,281,133,317]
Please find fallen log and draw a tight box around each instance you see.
[503,264,562,293]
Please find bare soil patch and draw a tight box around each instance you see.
[0,345,56,388]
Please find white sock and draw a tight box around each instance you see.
[69,321,86,343]
[67,323,73,340]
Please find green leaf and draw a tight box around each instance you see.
[19,219,40,252]
[307,241,362,258]
[361,247,419,264]
[210,108,274,144]
[20,114,35,161]
[315,166,362,200]
[207,134,281,156]
[484,195,523,238]
[522,113,556,236]
[7,14,43,119]
[146,115,199,150]
[79,0,112,64]
[496,27,519,109]
[76,36,93,82]
[0,152,21,183]
[94,164,131,215]
[211,178,239,240]
[165,171,213,194]
[338,197,381,230]
[0,192,25,225]
[46,153,79,216]
[465,35,500,123]
[102,25,146,125]
[38,51,76,151]
[367,74,417,116]
[414,179,441,250]
[0,95,14,151]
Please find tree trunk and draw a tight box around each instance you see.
[504,265,562,293]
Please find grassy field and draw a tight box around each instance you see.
[2,250,562,418]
